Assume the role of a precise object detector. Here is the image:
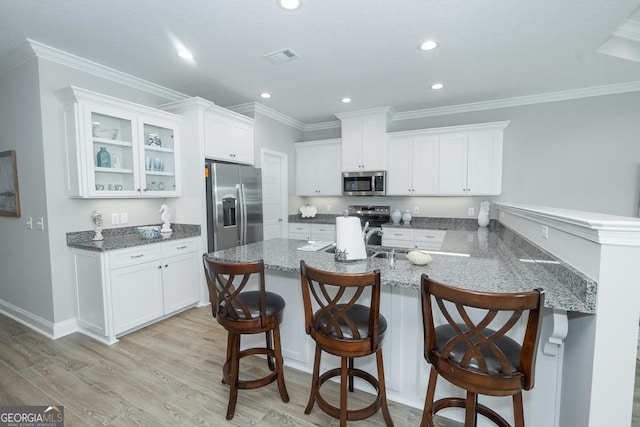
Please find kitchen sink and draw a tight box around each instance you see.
[324,246,408,260]
[370,251,409,261]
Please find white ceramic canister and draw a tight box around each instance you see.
[402,210,412,224]
[391,209,402,224]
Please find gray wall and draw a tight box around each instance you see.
[302,92,640,218]
[0,57,54,320]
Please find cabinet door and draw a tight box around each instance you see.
[466,129,503,195]
[295,145,318,196]
[288,223,311,240]
[438,133,468,195]
[411,135,440,195]
[86,105,139,198]
[162,252,200,315]
[360,115,387,170]
[386,136,413,195]
[204,112,255,165]
[139,116,181,197]
[110,261,164,335]
[341,119,363,172]
[311,224,336,242]
[315,143,342,195]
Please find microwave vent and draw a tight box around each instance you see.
[264,48,300,64]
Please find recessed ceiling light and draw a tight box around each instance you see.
[279,0,301,10]
[431,83,444,90]
[178,49,194,60]
[341,97,352,103]
[419,40,438,51]
[260,92,272,99]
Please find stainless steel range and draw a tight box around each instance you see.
[347,205,390,245]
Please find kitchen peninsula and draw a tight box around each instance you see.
[208,221,595,427]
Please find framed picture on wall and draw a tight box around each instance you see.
[0,150,21,217]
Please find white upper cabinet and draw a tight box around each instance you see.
[295,139,342,196]
[387,133,439,195]
[386,121,509,197]
[336,108,391,172]
[57,86,182,198]
[203,106,255,165]
[438,126,506,196]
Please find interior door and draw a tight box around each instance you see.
[261,149,288,241]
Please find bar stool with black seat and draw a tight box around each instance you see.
[202,255,289,420]
[420,275,544,427]
[300,260,394,427]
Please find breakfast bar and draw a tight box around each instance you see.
[208,223,596,427]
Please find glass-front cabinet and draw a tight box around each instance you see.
[58,87,181,198]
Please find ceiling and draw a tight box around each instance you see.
[1,0,640,125]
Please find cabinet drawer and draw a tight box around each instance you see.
[381,228,414,241]
[161,238,199,258]
[414,230,446,243]
[109,245,161,270]
[289,223,311,234]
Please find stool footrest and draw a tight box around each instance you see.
[313,367,382,422]
[223,347,279,390]
[433,397,511,427]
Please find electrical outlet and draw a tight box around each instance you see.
[541,225,549,240]
[413,206,420,215]
[468,208,475,217]
[25,217,33,230]
[120,212,128,224]
[326,204,331,213]
[467,233,474,242]
[111,213,120,225]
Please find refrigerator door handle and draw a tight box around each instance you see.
[238,183,247,245]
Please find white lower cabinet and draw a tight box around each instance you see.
[72,237,200,344]
[382,227,446,250]
[288,223,336,241]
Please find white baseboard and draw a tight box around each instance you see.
[0,299,78,339]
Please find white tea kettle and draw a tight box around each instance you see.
[335,216,368,261]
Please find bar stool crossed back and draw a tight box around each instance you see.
[420,275,544,427]
[300,260,393,427]
[202,255,289,419]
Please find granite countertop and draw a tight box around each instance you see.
[208,226,596,314]
[288,214,495,231]
[66,223,201,252]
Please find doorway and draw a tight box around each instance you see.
[261,149,288,241]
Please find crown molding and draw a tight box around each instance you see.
[304,120,341,131]
[392,81,640,121]
[613,19,640,42]
[27,39,188,102]
[335,106,395,121]
[230,102,306,130]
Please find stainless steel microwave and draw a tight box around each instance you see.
[342,171,386,196]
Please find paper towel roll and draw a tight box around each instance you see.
[336,216,367,261]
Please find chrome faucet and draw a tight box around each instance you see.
[364,229,383,245]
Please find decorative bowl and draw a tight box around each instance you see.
[300,205,318,218]
[407,250,432,266]
[137,226,161,239]
[94,128,119,139]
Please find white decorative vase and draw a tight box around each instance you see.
[478,201,490,227]
[402,210,412,224]
[391,209,402,224]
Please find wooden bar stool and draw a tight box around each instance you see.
[202,255,289,420]
[420,275,544,427]
[300,260,393,427]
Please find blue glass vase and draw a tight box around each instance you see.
[97,147,111,168]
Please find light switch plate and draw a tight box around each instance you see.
[36,217,45,231]
[120,212,128,224]
[468,208,475,217]
[111,213,120,225]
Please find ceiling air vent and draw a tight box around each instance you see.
[264,48,300,64]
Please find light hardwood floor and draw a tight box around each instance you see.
[0,307,464,427]
[2,307,639,426]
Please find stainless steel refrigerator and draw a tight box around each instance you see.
[205,160,263,252]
